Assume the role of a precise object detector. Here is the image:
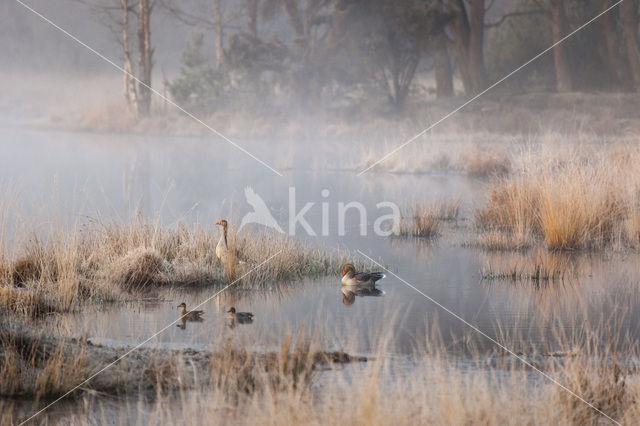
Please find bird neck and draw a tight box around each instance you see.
[181,306,187,315]
[219,226,228,248]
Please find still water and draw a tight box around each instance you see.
[3,125,640,359]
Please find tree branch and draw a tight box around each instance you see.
[485,9,546,28]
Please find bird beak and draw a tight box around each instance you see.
[226,309,231,313]
[215,221,221,225]
[342,271,346,277]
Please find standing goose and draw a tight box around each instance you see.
[341,263,385,286]
[177,302,204,321]
[215,219,246,264]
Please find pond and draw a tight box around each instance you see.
[4,125,639,359]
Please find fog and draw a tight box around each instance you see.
[3,1,640,424]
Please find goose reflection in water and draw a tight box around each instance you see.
[341,285,385,306]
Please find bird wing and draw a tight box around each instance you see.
[354,271,385,283]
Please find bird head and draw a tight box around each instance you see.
[227,307,236,314]
[177,302,187,309]
[215,219,228,228]
[342,264,356,277]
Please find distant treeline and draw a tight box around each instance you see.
[76,0,640,117]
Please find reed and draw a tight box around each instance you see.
[476,145,639,250]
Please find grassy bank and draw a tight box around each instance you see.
[0,329,363,405]
[4,309,638,425]
[0,219,353,315]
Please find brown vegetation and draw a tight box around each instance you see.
[0,219,353,315]
[476,144,640,250]
[481,249,577,283]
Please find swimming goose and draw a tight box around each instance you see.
[215,219,246,264]
[341,263,385,286]
[177,302,204,321]
[227,307,254,323]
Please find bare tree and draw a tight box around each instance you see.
[137,0,153,115]
[159,0,243,70]
[530,0,571,92]
[430,0,453,98]
[213,0,225,68]
[598,0,626,88]
[549,0,571,92]
[247,0,259,38]
[121,0,138,111]
[622,0,640,91]
[77,0,155,116]
[447,0,486,94]
[433,33,453,98]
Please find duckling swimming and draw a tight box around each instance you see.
[177,302,204,321]
[227,307,254,324]
[341,263,385,286]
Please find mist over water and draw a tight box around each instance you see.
[3,0,640,424]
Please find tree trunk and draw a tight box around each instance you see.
[622,0,640,91]
[600,0,626,88]
[467,0,486,92]
[282,0,305,38]
[449,0,473,94]
[550,0,572,92]
[213,0,225,69]
[121,0,138,113]
[448,0,485,94]
[137,0,153,115]
[433,35,453,98]
[247,0,258,38]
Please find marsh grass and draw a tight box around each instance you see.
[0,327,361,410]
[476,145,640,250]
[0,219,353,314]
[65,314,640,425]
[0,286,57,318]
[0,333,87,400]
[481,249,577,283]
[3,298,640,424]
[396,200,460,238]
[463,146,511,177]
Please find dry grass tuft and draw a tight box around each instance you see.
[396,199,459,238]
[0,334,86,400]
[473,229,532,251]
[481,249,576,283]
[463,147,511,177]
[0,287,57,317]
[11,256,42,287]
[397,203,440,238]
[476,145,639,250]
[110,247,170,292]
[558,359,628,424]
